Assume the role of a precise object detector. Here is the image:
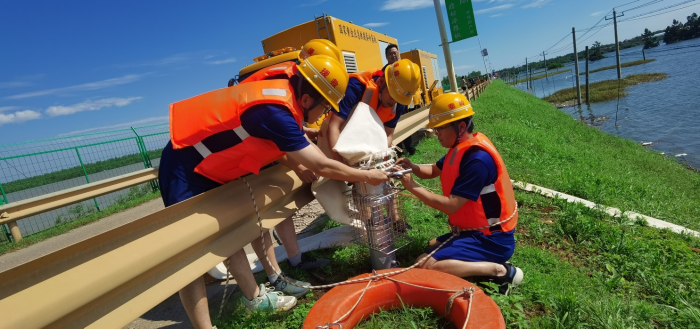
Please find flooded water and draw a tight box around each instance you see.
[515,38,700,169]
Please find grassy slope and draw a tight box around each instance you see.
[543,73,667,104]
[485,79,700,229]
[579,58,656,75]
[213,80,700,328]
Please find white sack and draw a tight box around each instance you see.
[332,102,388,165]
[311,177,362,228]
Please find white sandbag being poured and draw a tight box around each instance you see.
[332,101,389,166]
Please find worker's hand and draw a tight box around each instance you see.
[366,169,390,186]
[294,166,318,184]
[395,158,414,170]
[303,127,320,141]
[398,172,418,190]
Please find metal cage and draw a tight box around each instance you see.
[346,183,412,254]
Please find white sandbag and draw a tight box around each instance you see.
[311,177,362,228]
[332,102,388,165]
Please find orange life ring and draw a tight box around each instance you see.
[303,268,505,329]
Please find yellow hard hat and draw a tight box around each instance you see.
[297,55,349,112]
[384,59,421,106]
[299,39,342,63]
[427,92,475,128]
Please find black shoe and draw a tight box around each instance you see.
[467,263,524,295]
[291,253,330,271]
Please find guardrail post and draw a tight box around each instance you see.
[75,148,100,212]
[131,128,158,193]
[8,221,21,241]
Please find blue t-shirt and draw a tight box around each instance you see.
[337,76,405,129]
[436,148,497,201]
[160,104,309,195]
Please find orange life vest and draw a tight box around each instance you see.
[348,69,397,123]
[440,133,518,235]
[240,61,297,83]
[169,68,303,184]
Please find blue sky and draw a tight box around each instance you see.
[1,0,697,144]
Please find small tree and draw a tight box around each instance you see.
[590,41,605,61]
[642,28,659,49]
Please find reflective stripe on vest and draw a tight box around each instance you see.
[349,70,397,123]
[439,133,518,235]
[170,75,303,184]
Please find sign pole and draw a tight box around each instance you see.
[477,37,490,80]
[433,0,458,92]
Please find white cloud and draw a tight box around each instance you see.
[58,116,169,136]
[0,110,41,126]
[401,39,421,45]
[0,106,21,112]
[475,4,513,14]
[363,22,390,28]
[7,74,146,100]
[45,97,142,117]
[522,0,551,9]
[207,57,237,65]
[452,47,476,54]
[590,11,605,16]
[491,13,503,17]
[0,81,31,89]
[300,0,327,6]
[380,0,444,11]
[117,54,190,68]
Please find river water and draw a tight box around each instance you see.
[514,37,700,169]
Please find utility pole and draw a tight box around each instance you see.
[433,0,457,91]
[478,37,490,80]
[525,57,529,89]
[572,27,582,106]
[543,51,549,80]
[606,10,623,79]
[642,48,646,61]
[585,46,590,105]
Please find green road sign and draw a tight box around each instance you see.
[446,0,478,42]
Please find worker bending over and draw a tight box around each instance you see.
[395,92,523,295]
[160,41,388,328]
[319,58,421,161]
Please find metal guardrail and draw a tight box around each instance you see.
[0,81,491,328]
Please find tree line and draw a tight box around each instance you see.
[497,13,699,77]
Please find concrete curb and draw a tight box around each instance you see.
[512,180,700,238]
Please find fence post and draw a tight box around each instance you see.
[0,181,8,205]
[1,224,12,243]
[131,128,158,192]
[75,148,100,212]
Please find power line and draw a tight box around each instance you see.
[615,0,644,9]
[619,0,699,21]
[544,32,573,53]
[621,0,666,13]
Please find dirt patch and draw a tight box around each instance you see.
[292,199,327,234]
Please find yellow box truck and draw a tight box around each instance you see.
[237,14,398,82]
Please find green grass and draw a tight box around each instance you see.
[543,73,667,104]
[1,149,162,194]
[512,69,571,85]
[212,80,700,328]
[580,59,656,75]
[0,185,160,255]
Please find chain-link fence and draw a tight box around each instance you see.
[0,123,170,244]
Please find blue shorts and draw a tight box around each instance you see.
[427,229,515,264]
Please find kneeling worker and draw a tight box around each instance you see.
[395,92,523,295]
[160,49,388,328]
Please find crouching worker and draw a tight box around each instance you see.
[394,92,523,295]
[160,51,389,328]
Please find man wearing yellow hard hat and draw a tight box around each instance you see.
[394,92,523,295]
[161,40,389,327]
[320,58,423,161]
